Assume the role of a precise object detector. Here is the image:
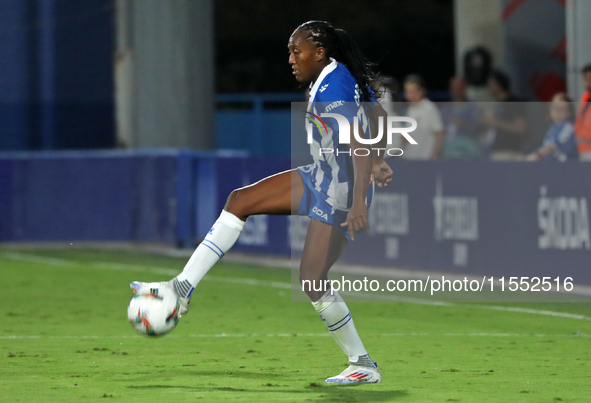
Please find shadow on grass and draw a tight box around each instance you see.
[128,384,407,402]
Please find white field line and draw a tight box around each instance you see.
[93,262,178,277]
[479,305,591,320]
[2,252,591,321]
[0,332,588,340]
[0,252,78,267]
[0,252,448,306]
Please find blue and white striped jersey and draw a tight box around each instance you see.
[305,59,374,211]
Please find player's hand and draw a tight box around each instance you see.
[372,160,393,187]
[341,201,369,241]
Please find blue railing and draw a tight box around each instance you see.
[214,91,451,156]
[215,93,303,156]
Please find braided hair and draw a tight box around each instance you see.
[296,20,376,101]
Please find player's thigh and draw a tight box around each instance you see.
[299,218,347,300]
[224,169,304,220]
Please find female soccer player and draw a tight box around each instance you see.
[132,20,393,384]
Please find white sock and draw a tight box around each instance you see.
[312,288,370,365]
[173,210,245,297]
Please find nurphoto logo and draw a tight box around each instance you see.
[305,110,418,157]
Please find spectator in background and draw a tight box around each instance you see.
[482,70,528,160]
[575,64,591,161]
[440,77,481,159]
[526,93,577,161]
[463,46,495,101]
[401,74,444,159]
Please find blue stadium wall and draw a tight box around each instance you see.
[0,0,115,151]
[1,150,591,285]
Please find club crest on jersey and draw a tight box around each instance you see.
[305,111,329,136]
[324,100,345,113]
[312,206,329,220]
[319,84,329,92]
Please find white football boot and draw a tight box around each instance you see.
[325,363,382,384]
[130,281,190,315]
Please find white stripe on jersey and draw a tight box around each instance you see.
[307,59,338,112]
[306,58,370,211]
[308,59,344,208]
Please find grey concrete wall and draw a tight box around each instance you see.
[115,0,213,149]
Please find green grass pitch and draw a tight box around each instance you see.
[1,246,590,402]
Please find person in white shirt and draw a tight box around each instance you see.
[401,74,444,159]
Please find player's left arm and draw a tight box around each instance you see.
[367,102,393,187]
[341,121,372,241]
[367,102,388,160]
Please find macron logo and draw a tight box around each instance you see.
[319,84,329,92]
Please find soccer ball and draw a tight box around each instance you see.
[127,287,181,336]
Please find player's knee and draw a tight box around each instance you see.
[300,271,330,300]
[299,272,308,285]
[299,270,323,286]
[224,189,249,220]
